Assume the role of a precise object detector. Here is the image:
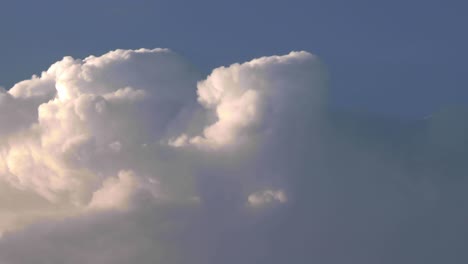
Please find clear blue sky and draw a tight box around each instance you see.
[0,0,466,117]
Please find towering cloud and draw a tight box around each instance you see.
[0,48,467,264]
[0,48,204,232]
[184,51,326,148]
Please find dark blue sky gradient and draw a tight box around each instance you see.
[0,0,466,117]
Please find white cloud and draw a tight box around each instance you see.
[88,170,140,211]
[182,51,327,149]
[0,48,467,264]
[0,48,326,234]
[248,189,287,207]
[0,48,202,233]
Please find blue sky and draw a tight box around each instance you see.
[0,0,466,117]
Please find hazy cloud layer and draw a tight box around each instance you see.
[0,49,467,264]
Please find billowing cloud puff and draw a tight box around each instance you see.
[0,48,467,264]
[248,189,287,207]
[187,51,327,148]
[87,170,141,211]
[0,48,204,233]
[0,49,324,234]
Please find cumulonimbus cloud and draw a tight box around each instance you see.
[0,48,326,234]
[0,48,467,264]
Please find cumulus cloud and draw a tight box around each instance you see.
[0,48,467,264]
[247,189,287,207]
[186,51,327,149]
[88,170,142,211]
[0,48,203,233]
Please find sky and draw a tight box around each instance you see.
[0,0,466,117]
[0,1,467,264]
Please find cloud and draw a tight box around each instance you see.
[87,170,142,211]
[0,48,203,233]
[0,48,467,264]
[247,189,287,207]
[177,51,327,148]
